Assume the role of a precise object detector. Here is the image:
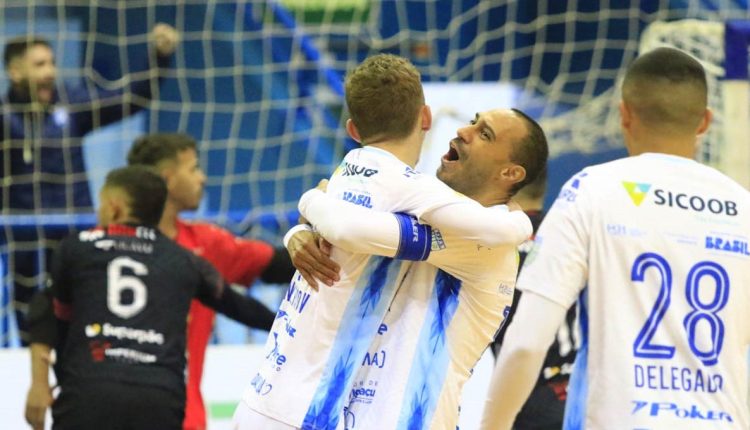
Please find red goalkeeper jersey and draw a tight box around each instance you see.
[175,219,274,430]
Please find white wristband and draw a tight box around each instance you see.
[283,223,314,249]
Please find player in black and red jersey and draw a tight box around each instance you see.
[49,165,271,430]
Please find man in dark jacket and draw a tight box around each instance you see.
[1,23,178,345]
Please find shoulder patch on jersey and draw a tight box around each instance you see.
[341,161,378,178]
[556,172,589,203]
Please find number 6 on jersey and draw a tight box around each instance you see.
[107,256,149,319]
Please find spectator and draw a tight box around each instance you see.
[1,24,179,344]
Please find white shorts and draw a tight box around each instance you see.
[231,401,299,430]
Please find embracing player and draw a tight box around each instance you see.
[233,54,534,429]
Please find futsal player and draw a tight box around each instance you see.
[49,166,273,430]
[481,47,750,429]
[233,54,534,429]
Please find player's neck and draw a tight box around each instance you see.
[367,134,423,168]
[628,133,696,159]
[159,201,181,239]
[467,186,513,208]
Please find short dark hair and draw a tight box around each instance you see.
[517,165,547,202]
[622,47,707,134]
[104,165,167,226]
[127,133,198,167]
[510,108,549,195]
[345,54,424,143]
[4,36,52,69]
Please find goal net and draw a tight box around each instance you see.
[1,1,748,346]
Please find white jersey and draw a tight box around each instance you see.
[241,146,531,429]
[341,225,518,430]
[518,153,750,429]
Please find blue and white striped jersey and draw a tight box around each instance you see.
[340,226,519,430]
[241,146,531,429]
[518,153,750,429]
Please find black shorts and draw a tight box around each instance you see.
[52,379,185,430]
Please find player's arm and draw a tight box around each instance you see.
[25,342,54,430]
[284,225,340,289]
[298,189,431,260]
[76,24,177,133]
[480,292,568,430]
[25,287,58,428]
[482,172,592,429]
[205,224,294,285]
[401,173,533,246]
[300,182,530,252]
[191,254,276,330]
[26,240,73,430]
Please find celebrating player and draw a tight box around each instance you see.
[481,47,750,429]
[233,54,536,429]
[293,106,548,430]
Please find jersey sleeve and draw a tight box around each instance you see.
[204,224,275,286]
[393,172,532,246]
[516,171,592,308]
[299,189,432,261]
[191,253,276,329]
[191,253,226,301]
[50,238,74,321]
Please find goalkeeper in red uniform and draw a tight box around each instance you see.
[126,133,295,430]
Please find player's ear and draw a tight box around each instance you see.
[696,107,712,136]
[619,101,632,132]
[7,59,23,84]
[501,164,526,185]
[346,119,362,143]
[420,105,432,131]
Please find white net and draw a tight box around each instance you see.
[1,1,749,346]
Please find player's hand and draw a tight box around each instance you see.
[287,229,340,291]
[315,179,329,192]
[24,382,53,430]
[151,23,179,57]
[506,199,523,212]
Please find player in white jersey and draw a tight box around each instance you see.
[294,107,548,430]
[233,55,533,430]
[481,48,750,430]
